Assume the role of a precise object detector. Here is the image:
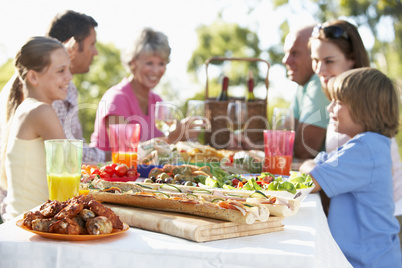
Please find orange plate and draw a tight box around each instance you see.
[16,219,129,241]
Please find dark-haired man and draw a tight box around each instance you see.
[45,10,106,163]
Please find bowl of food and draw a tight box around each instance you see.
[197,171,315,202]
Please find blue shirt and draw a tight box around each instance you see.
[311,132,401,268]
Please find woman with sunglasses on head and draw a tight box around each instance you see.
[310,18,402,246]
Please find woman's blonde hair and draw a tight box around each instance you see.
[328,67,399,138]
[123,28,171,71]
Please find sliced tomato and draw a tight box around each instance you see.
[218,201,237,210]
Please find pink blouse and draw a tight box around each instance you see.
[90,77,163,150]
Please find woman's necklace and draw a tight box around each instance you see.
[135,92,149,103]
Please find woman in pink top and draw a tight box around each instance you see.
[91,28,171,150]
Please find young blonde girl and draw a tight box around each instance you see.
[300,67,401,267]
[0,36,72,221]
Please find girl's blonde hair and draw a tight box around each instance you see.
[0,36,64,191]
[328,67,399,138]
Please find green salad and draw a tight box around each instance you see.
[194,167,314,195]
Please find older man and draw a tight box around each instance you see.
[282,25,330,159]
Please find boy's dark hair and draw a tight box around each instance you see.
[46,10,98,50]
[329,67,399,138]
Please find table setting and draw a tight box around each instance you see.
[0,131,352,267]
[0,77,352,267]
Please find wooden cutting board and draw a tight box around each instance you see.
[105,203,284,242]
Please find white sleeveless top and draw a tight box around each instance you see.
[3,98,48,220]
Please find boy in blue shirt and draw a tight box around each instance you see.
[300,67,401,267]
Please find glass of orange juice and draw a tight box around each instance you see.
[263,130,295,176]
[44,139,83,201]
[109,124,141,170]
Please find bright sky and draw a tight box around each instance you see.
[0,0,326,103]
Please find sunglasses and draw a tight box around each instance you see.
[312,24,349,40]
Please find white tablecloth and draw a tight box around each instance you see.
[0,193,351,268]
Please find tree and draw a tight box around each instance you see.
[0,59,14,91]
[187,20,263,98]
[271,0,402,80]
[272,0,402,151]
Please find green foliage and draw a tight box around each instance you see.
[0,59,14,92]
[187,20,262,98]
[73,42,128,142]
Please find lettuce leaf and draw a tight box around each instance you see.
[242,178,261,191]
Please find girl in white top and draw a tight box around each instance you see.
[0,36,72,220]
[310,19,402,216]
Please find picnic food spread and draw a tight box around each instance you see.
[73,143,314,241]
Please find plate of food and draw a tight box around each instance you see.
[16,220,129,241]
[81,163,139,183]
[17,195,129,241]
[196,170,315,202]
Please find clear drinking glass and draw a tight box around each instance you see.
[185,100,209,143]
[227,101,247,149]
[272,107,294,130]
[44,139,83,202]
[154,101,178,137]
[109,123,141,170]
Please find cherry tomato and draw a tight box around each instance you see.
[261,176,274,184]
[91,167,100,175]
[126,168,137,178]
[110,163,117,169]
[231,179,240,187]
[100,171,111,178]
[115,164,128,177]
[100,165,115,175]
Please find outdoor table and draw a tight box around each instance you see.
[0,193,351,268]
